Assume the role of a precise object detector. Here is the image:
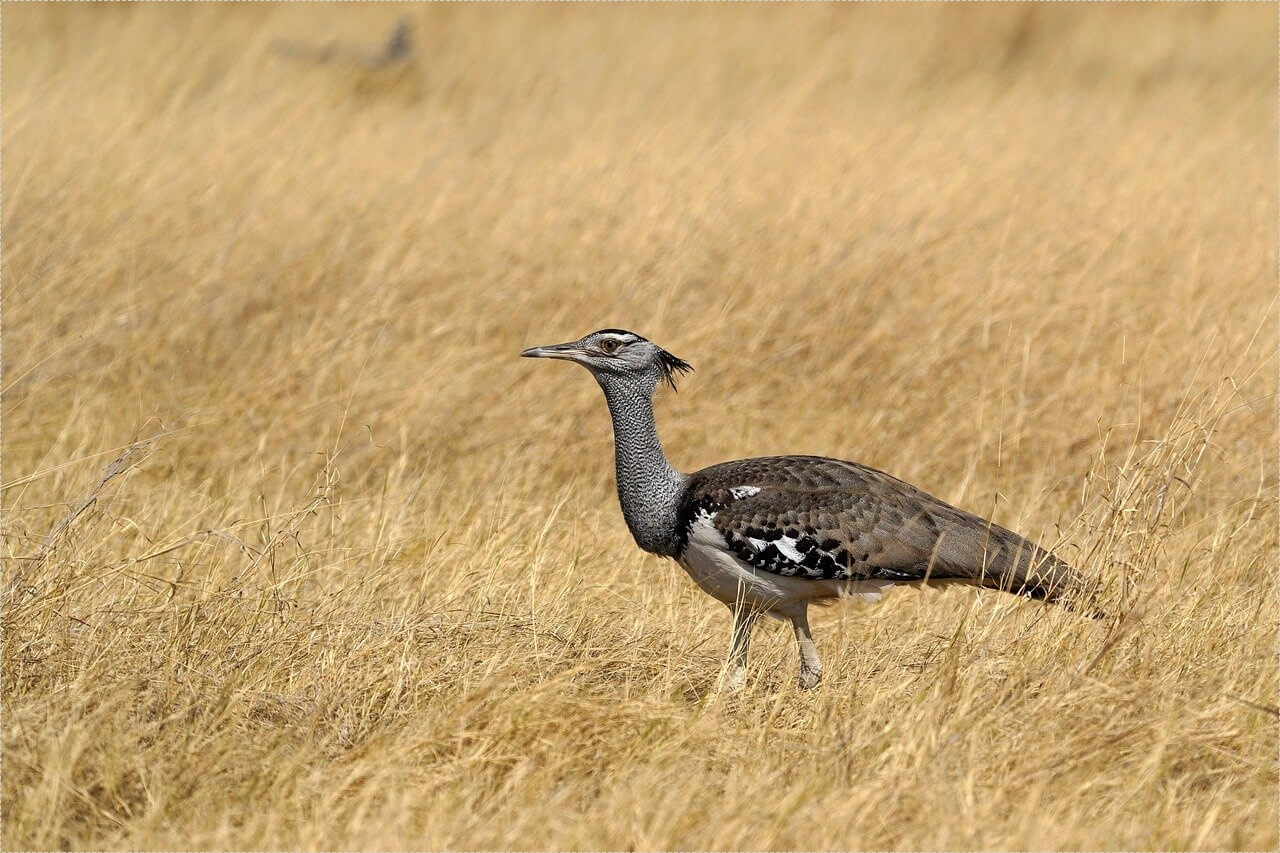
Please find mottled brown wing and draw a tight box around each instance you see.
[680,455,1082,601]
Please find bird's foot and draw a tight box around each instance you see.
[722,665,748,693]
[797,667,822,690]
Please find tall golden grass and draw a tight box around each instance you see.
[2,4,1276,850]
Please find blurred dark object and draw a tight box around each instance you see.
[272,16,414,69]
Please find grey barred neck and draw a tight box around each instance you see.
[595,373,689,557]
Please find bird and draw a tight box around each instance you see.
[521,329,1100,690]
[272,17,413,69]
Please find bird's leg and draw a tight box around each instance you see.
[790,607,822,690]
[723,603,758,691]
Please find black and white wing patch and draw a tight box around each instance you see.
[676,455,1092,607]
[677,455,1046,586]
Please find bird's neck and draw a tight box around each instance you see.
[598,378,688,557]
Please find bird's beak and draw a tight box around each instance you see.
[520,342,589,362]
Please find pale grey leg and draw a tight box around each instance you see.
[791,607,822,690]
[723,604,758,691]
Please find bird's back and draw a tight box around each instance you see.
[678,455,1096,609]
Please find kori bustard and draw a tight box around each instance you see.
[522,329,1098,690]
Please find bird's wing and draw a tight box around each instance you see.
[681,456,1065,591]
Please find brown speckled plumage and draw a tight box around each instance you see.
[679,455,1087,603]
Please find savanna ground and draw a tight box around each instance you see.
[2,3,1277,850]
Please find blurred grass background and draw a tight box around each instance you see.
[2,3,1276,850]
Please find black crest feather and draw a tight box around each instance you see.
[658,349,693,391]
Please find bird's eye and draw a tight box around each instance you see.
[599,339,620,354]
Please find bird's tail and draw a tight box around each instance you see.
[973,526,1105,618]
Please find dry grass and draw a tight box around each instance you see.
[2,4,1276,850]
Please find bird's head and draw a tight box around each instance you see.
[521,329,693,395]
